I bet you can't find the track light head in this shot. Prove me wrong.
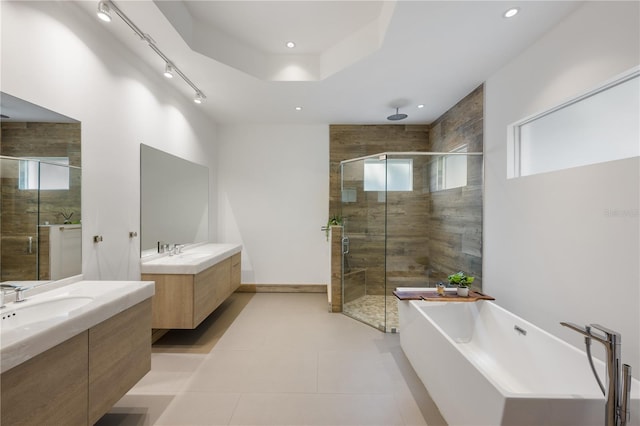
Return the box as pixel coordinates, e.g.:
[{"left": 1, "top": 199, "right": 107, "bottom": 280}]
[
  {"left": 194, "top": 92, "right": 205, "bottom": 104},
  {"left": 97, "top": 1, "right": 112, "bottom": 22},
  {"left": 164, "top": 63, "right": 174, "bottom": 79}
]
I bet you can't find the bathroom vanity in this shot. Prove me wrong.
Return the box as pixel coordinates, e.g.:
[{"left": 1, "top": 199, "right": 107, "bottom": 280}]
[
  {"left": 141, "top": 243, "right": 242, "bottom": 329},
  {"left": 0, "top": 280, "right": 155, "bottom": 426}
]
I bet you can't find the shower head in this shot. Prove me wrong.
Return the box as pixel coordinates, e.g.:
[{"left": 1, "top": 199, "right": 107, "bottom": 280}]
[{"left": 387, "top": 107, "right": 408, "bottom": 121}]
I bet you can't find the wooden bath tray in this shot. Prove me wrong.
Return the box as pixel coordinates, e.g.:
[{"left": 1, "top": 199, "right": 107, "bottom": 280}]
[{"left": 393, "top": 289, "right": 494, "bottom": 302}]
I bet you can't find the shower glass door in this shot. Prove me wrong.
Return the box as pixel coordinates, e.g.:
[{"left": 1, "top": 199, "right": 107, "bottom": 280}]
[
  {"left": 340, "top": 156, "right": 388, "bottom": 331},
  {"left": 0, "top": 157, "right": 39, "bottom": 281}
]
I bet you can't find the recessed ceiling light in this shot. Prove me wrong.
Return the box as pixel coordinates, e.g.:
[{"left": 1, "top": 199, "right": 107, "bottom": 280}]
[
  {"left": 286, "top": 41, "right": 296, "bottom": 49},
  {"left": 295, "top": 106, "right": 303, "bottom": 111},
  {"left": 417, "top": 104, "right": 425, "bottom": 109},
  {"left": 504, "top": 7, "right": 519, "bottom": 18}
]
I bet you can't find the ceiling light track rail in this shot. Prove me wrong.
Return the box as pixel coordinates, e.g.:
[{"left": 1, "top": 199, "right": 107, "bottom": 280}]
[{"left": 97, "top": 0, "right": 206, "bottom": 104}]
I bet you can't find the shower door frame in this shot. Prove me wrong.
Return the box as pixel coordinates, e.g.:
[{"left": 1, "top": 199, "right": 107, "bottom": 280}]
[
  {"left": 340, "top": 154, "right": 388, "bottom": 331},
  {"left": 339, "top": 151, "right": 484, "bottom": 333}
]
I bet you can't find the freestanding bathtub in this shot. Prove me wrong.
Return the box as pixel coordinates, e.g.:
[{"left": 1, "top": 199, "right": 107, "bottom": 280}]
[{"left": 399, "top": 300, "right": 640, "bottom": 426}]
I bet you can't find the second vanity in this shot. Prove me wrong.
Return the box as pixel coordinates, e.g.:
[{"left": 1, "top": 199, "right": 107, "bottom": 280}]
[{"left": 141, "top": 243, "right": 242, "bottom": 329}]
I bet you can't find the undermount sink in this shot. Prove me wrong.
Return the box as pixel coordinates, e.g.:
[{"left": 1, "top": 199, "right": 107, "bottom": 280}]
[
  {"left": 1, "top": 296, "right": 94, "bottom": 330},
  {"left": 176, "top": 252, "right": 211, "bottom": 259}
]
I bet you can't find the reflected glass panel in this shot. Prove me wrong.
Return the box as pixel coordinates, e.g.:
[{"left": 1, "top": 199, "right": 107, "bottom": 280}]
[{"left": 0, "top": 157, "right": 39, "bottom": 280}]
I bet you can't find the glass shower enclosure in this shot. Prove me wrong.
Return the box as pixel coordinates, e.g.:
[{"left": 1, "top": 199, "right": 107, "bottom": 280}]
[{"left": 340, "top": 151, "right": 483, "bottom": 332}]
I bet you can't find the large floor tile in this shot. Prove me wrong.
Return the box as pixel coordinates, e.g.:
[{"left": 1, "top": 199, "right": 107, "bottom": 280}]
[
  {"left": 127, "top": 352, "right": 207, "bottom": 395},
  {"left": 154, "top": 392, "right": 241, "bottom": 426},
  {"left": 102, "top": 292, "right": 444, "bottom": 425},
  {"left": 317, "top": 350, "right": 393, "bottom": 394},
  {"left": 304, "top": 393, "right": 405, "bottom": 426},
  {"left": 229, "top": 393, "right": 405, "bottom": 426},
  {"left": 228, "top": 393, "right": 309, "bottom": 425},
  {"left": 185, "top": 349, "right": 318, "bottom": 393}
]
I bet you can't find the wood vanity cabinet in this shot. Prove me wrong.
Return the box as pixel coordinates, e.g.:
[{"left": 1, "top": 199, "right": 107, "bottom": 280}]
[
  {"left": 88, "top": 299, "right": 152, "bottom": 424},
  {"left": 144, "top": 253, "right": 241, "bottom": 329},
  {"left": 0, "top": 299, "right": 151, "bottom": 426}
]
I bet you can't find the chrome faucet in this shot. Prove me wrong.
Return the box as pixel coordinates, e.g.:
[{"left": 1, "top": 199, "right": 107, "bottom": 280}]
[
  {"left": 0, "top": 283, "right": 28, "bottom": 303},
  {"left": 561, "top": 322, "right": 632, "bottom": 426},
  {"left": 167, "top": 244, "right": 184, "bottom": 256}
]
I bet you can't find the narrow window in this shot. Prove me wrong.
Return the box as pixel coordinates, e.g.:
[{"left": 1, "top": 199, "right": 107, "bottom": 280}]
[
  {"left": 364, "top": 158, "right": 413, "bottom": 192},
  {"left": 509, "top": 69, "right": 639, "bottom": 178},
  {"left": 430, "top": 146, "right": 468, "bottom": 192},
  {"left": 19, "top": 157, "right": 70, "bottom": 190}
]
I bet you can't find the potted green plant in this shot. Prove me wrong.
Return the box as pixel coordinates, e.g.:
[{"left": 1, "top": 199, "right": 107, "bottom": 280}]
[
  {"left": 447, "top": 271, "right": 475, "bottom": 297},
  {"left": 325, "top": 215, "right": 343, "bottom": 241}
]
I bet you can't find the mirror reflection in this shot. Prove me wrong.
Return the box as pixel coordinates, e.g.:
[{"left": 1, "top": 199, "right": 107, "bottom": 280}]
[
  {"left": 0, "top": 92, "right": 81, "bottom": 282},
  {"left": 140, "top": 144, "right": 209, "bottom": 257}
]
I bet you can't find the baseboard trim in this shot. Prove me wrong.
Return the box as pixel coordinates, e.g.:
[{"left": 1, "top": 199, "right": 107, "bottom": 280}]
[{"left": 237, "top": 284, "right": 327, "bottom": 294}]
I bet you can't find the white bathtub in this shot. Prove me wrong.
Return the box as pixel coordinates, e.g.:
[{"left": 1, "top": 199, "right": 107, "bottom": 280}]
[{"left": 400, "top": 300, "right": 640, "bottom": 426}]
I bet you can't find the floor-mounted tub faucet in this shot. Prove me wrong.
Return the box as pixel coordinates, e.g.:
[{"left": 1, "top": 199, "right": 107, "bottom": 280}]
[{"left": 561, "top": 321, "right": 632, "bottom": 426}]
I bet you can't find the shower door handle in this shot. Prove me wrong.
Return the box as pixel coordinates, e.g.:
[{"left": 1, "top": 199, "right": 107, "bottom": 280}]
[
  {"left": 28, "top": 236, "right": 33, "bottom": 254},
  {"left": 342, "top": 236, "right": 350, "bottom": 254}
]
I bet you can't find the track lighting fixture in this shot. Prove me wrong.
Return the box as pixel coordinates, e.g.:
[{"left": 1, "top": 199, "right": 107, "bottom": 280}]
[
  {"left": 96, "top": 0, "right": 206, "bottom": 105},
  {"left": 96, "top": 1, "right": 112, "bottom": 22},
  {"left": 163, "top": 63, "right": 174, "bottom": 79}
]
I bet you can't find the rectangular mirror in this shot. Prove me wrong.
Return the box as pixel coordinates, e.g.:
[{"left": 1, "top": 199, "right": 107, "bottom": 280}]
[
  {"left": 140, "top": 144, "right": 209, "bottom": 256},
  {"left": 0, "top": 92, "right": 81, "bottom": 282}
]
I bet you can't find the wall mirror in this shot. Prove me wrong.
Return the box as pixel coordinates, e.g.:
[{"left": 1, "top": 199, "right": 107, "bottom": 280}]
[
  {"left": 0, "top": 92, "right": 82, "bottom": 282},
  {"left": 140, "top": 144, "right": 209, "bottom": 257}
]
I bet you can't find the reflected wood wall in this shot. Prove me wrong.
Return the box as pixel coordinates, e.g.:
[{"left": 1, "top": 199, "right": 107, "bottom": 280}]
[
  {"left": 329, "top": 84, "right": 484, "bottom": 297},
  {"left": 0, "top": 122, "right": 81, "bottom": 281}
]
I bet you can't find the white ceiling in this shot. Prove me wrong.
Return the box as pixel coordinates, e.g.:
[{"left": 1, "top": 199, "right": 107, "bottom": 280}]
[
  {"left": 78, "top": 0, "right": 583, "bottom": 125},
  {"left": 183, "top": 1, "right": 385, "bottom": 55}
]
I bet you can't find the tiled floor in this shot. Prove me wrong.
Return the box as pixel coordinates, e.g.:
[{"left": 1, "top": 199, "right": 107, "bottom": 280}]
[{"left": 96, "top": 293, "right": 446, "bottom": 426}]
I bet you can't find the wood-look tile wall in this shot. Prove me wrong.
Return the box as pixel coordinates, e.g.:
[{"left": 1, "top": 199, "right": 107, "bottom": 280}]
[
  {"left": 330, "top": 125, "right": 430, "bottom": 296},
  {"left": 329, "top": 125, "right": 430, "bottom": 216},
  {"left": 427, "top": 85, "right": 484, "bottom": 289},
  {"left": 0, "top": 122, "right": 81, "bottom": 281},
  {"left": 329, "top": 85, "right": 484, "bottom": 298}
]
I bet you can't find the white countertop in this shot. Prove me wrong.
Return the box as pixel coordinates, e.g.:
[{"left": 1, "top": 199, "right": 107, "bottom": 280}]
[
  {"left": 0, "top": 280, "right": 154, "bottom": 373},
  {"left": 140, "top": 243, "right": 242, "bottom": 275}
]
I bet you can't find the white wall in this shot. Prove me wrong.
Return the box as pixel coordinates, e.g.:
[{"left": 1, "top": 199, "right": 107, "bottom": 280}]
[
  {"left": 217, "top": 124, "right": 330, "bottom": 285},
  {"left": 1, "top": 1, "right": 218, "bottom": 280},
  {"left": 485, "top": 2, "right": 640, "bottom": 371}
]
